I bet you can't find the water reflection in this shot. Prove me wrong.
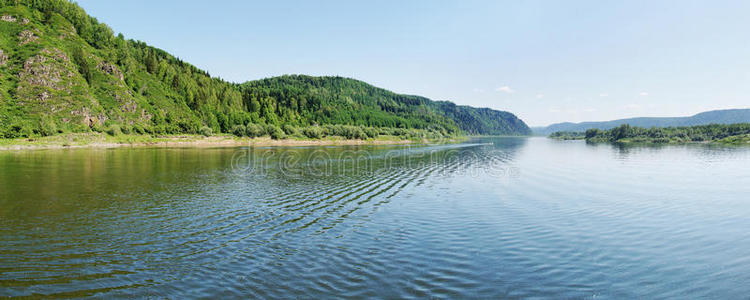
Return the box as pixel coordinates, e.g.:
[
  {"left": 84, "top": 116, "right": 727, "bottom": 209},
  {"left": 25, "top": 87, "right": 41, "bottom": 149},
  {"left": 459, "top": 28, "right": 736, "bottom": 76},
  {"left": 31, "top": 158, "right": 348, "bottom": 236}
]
[
  {"left": 230, "top": 139, "right": 525, "bottom": 180},
  {"left": 2, "top": 138, "right": 750, "bottom": 298}
]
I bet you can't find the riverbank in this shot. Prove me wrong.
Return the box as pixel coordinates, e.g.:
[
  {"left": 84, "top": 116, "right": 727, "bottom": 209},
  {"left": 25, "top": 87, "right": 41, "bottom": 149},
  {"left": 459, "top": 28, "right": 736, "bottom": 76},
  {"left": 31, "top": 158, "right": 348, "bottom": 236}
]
[
  {"left": 549, "top": 136, "right": 750, "bottom": 145},
  {"left": 548, "top": 124, "right": 750, "bottom": 145},
  {"left": 0, "top": 133, "right": 459, "bottom": 151}
]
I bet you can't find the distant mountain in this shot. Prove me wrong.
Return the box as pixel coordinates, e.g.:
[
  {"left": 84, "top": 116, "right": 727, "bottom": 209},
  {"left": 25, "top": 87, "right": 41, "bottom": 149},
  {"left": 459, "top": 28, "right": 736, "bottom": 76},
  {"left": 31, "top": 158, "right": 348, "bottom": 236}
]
[
  {"left": 534, "top": 109, "right": 750, "bottom": 135},
  {"left": 0, "top": 1, "right": 530, "bottom": 138}
]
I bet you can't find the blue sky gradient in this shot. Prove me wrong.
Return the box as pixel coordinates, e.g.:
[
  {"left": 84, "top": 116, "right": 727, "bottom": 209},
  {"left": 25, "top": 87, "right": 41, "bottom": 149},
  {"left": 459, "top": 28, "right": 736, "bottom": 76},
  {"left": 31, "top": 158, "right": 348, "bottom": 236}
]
[{"left": 76, "top": 0, "right": 750, "bottom": 126}]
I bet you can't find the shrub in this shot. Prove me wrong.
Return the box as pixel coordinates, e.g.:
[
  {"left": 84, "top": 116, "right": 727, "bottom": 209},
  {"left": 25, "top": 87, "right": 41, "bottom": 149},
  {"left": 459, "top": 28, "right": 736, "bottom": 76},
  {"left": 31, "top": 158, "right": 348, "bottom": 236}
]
[
  {"left": 391, "top": 128, "right": 407, "bottom": 137},
  {"left": 302, "top": 126, "right": 324, "bottom": 139},
  {"left": 38, "top": 116, "right": 58, "bottom": 137},
  {"left": 106, "top": 124, "right": 121, "bottom": 136},
  {"left": 199, "top": 126, "right": 213, "bottom": 137},
  {"left": 351, "top": 127, "right": 367, "bottom": 139},
  {"left": 120, "top": 125, "right": 131, "bottom": 134},
  {"left": 266, "top": 125, "right": 286, "bottom": 140},
  {"left": 246, "top": 123, "right": 265, "bottom": 138},
  {"left": 282, "top": 124, "right": 300, "bottom": 136},
  {"left": 231, "top": 125, "right": 246, "bottom": 137},
  {"left": 585, "top": 128, "right": 601, "bottom": 139},
  {"left": 322, "top": 124, "right": 338, "bottom": 136},
  {"left": 363, "top": 127, "right": 379, "bottom": 139},
  {"left": 132, "top": 124, "right": 145, "bottom": 134},
  {"left": 3, "top": 122, "right": 33, "bottom": 139}
]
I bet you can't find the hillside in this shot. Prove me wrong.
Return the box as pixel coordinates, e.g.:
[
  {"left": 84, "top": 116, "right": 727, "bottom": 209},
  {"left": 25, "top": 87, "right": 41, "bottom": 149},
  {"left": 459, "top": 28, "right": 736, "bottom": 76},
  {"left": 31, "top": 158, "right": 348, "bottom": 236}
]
[
  {"left": 240, "top": 76, "right": 531, "bottom": 135},
  {"left": 534, "top": 109, "right": 750, "bottom": 135},
  {"left": 0, "top": 0, "right": 530, "bottom": 139}
]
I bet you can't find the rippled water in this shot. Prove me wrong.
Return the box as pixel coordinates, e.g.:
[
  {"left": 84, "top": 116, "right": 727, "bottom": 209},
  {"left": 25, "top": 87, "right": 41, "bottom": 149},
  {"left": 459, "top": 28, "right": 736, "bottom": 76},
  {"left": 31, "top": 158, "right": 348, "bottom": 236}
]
[{"left": 1, "top": 137, "right": 750, "bottom": 298}]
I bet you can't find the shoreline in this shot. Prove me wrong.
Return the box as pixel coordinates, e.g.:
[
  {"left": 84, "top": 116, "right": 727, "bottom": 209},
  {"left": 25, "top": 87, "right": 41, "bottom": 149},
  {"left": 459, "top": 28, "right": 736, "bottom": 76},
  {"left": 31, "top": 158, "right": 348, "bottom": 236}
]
[
  {"left": 547, "top": 136, "right": 750, "bottom": 146},
  {"left": 0, "top": 133, "right": 429, "bottom": 151}
]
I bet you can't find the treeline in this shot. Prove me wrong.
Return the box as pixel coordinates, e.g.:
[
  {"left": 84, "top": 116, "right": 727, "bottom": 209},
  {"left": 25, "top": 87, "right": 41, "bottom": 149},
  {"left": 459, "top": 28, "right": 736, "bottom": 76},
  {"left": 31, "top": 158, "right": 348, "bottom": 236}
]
[
  {"left": 229, "top": 123, "right": 450, "bottom": 141},
  {"left": 548, "top": 131, "right": 584, "bottom": 140},
  {"left": 0, "top": 0, "right": 529, "bottom": 139},
  {"left": 551, "top": 123, "right": 750, "bottom": 144}
]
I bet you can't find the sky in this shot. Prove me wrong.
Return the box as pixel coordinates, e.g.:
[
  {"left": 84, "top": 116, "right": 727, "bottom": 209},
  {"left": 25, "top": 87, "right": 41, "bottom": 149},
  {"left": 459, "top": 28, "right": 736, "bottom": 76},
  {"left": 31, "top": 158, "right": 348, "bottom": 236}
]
[{"left": 75, "top": 0, "right": 750, "bottom": 126}]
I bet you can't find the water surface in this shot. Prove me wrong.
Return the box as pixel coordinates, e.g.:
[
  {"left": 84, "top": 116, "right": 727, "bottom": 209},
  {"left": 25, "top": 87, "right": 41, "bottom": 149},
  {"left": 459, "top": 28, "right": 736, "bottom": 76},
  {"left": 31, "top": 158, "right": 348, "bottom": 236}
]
[{"left": 1, "top": 137, "right": 750, "bottom": 298}]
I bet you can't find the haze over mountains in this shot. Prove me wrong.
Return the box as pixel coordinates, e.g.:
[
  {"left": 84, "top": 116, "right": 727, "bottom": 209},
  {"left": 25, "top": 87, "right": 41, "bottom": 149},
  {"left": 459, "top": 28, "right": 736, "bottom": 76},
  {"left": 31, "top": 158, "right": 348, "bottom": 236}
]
[
  {"left": 0, "top": 1, "right": 530, "bottom": 138},
  {"left": 533, "top": 109, "right": 750, "bottom": 135}
]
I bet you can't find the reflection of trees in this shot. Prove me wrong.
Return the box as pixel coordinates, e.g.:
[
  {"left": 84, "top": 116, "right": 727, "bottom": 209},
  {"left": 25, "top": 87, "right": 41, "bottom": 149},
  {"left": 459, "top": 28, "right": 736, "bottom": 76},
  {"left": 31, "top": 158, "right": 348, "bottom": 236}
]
[
  {"left": 0, "top": 149, "right": 234, "bottom": 221},
  {"left": 586, "top": 140, "right": 750, "bottom": 161},
  {"left": 235, "top": 137, "right": 528, "bottom": 183}
]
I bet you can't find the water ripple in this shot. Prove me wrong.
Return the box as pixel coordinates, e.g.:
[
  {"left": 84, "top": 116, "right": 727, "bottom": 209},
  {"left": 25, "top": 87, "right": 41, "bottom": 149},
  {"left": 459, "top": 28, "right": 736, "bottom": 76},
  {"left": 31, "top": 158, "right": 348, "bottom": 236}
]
[{"left": 2, "top": 139, "right": 750, "bottom": 298}]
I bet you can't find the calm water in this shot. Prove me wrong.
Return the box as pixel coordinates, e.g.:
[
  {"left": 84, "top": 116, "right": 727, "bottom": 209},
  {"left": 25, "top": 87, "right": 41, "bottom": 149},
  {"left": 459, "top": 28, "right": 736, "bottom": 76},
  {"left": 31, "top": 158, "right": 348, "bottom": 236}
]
[{"left": 1, "top": 137, "right": 750, "bottom": 298}]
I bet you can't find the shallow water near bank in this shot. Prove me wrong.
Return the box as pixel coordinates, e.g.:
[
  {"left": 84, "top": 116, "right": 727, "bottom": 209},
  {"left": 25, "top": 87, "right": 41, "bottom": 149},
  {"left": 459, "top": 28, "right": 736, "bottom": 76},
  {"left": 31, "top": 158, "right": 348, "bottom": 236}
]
[{"left": 1, "top": 137, "right": 750, "bottom": 298}]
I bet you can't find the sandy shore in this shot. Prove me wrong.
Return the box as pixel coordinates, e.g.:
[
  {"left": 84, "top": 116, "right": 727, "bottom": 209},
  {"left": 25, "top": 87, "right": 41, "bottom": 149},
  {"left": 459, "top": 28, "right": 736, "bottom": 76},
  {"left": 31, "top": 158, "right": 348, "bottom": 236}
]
[{"left": 0, "top": 134, "right": 419, "bottom": 151}]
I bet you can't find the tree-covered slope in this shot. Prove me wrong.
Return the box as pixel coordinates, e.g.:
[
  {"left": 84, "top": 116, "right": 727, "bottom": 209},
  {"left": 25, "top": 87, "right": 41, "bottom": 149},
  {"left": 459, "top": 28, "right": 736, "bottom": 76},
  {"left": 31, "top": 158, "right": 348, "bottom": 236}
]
[
  {"left": 0, "top": 0, "right": 529, "bottom": 138},
  {"left": 240, "top": 75, "right": 531, "bottom": 135},
  {"left": 535, "top": 109, "right": 750, "bottom": 135}
]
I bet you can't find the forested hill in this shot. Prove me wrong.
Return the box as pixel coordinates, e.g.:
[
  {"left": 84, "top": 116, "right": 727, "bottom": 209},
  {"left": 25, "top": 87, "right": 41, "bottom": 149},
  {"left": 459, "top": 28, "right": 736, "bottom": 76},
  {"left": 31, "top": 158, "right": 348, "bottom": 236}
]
[
  {"left": 0, "top": 0, "right": 530, "bottom": 139},
  {"left": 534, "top": 109, "right": 750, "bottom": 135},
  {"left": 240, "top": 76, "right": 531, "bottom": 135}
]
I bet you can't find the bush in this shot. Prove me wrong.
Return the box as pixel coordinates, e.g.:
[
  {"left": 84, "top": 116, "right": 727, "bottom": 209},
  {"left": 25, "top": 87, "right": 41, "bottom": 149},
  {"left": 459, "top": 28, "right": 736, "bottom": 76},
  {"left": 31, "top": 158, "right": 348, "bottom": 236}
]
[
  {"left": 106, "top": 124, "right": 121, "bottom": 136},
  {"left": 91, "top": 124, "right": 103, "bottom": 133},
  {"left": 585, "top": 129, "right": 601, "bottom": 139},
  {"left": 3, "top": 122, "right": 33, "bottom": 139},
  {"left": 363, "top": 127, "right": 379, "bottom": 139},
  {"left": 132, "top": 124, "right": 145, "bottom": 134},
  {"left": 246, "top": 123, "right": 265, "bottom": 138},
  {"left": 391, "top": 128, "right": 408, "bottom": 137},
  {"left": 302, "top": 126, "right": 324, "bottom": 139},
  {"left": 120, "top": 125, "right": 131, "bottom": 134},
  {"left": 231, "top": 125, "right": 246, "bottom": 137},
  {"left": 38, "top": 116, "right": 58, "bottom": 137},
  {"left": 282, "top": 124, "right": 300, "bottom": 136},
  {"left": 353, "top": 127, "right": 367, "bottom": 139},
  {"left": 266, "top": 124, "right": 286, "bottom": 140},
  {"left": 322, "top": 124, "right": 338, "bottom": 136},
  {"left": 199, "top": 126, "right": 213, "bottom": 137}
]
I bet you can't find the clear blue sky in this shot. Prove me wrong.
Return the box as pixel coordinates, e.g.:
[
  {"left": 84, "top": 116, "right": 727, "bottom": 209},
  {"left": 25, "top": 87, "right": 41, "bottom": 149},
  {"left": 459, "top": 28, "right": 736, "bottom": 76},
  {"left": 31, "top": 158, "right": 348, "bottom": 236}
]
[{"left": 76, "top": 0, "right": 750, "bottom": 126}]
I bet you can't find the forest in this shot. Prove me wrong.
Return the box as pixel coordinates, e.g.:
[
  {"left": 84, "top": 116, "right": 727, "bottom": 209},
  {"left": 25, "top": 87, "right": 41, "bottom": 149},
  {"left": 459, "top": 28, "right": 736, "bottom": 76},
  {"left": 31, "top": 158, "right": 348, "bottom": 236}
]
[
  {"left": 550, "top": 123, "right": 750, "bottom": 144},
  {"left": 0, "top": 0, "right": 530, "bottom": 140}
]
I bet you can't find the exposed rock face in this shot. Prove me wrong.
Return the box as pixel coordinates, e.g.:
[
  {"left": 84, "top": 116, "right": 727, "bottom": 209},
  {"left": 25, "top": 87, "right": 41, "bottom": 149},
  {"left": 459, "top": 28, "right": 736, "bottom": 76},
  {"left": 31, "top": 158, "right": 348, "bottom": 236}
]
[
  {"left": 41, "top": 48, "right": 70, "bottom": 62},
  {"left": 20, "top": 55, "right": 67, "bottom": 90},
  {"left": 58, "top": 25, "right": 77, "bottom": 40},
  {"left": 120, "top": 100, "right": 137, "bottom": 113},
  {"left": 1, "top": 14, "right": 16, "bottom": 22},
  {"left": 98, "top": 61, "right": 124, "bottom": 81},
  {"left": 19, "top": 30, "right": 39, "bottom": 45},
  {"left": 38, "top": 91, "right": 51, "bottom": 101},
  {"left": 0, "top": 49, "right": 7, "bottom": 66},
  {"left": 72, "top": 107, "right": 107, "bottom": 127},
  {"left": 16, "top": 48, "right": 79, "bottom": 105},
  {"left": 19, "top": 49, "right": 74, "bottom": 92}
]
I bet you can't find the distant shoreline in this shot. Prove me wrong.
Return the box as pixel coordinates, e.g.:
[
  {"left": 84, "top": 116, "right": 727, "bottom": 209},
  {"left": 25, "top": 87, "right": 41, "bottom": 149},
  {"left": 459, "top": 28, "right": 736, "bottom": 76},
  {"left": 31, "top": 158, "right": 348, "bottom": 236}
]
[{"left": 0, "top": 133, "right": 439, "bottom": 151}]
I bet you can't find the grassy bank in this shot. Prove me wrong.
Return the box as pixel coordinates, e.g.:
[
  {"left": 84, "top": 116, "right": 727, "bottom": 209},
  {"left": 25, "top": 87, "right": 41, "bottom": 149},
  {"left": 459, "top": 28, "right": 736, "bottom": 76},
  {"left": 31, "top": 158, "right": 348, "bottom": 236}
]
[{"left": 0, "top": 132, "right": 469, "bottom": 151}]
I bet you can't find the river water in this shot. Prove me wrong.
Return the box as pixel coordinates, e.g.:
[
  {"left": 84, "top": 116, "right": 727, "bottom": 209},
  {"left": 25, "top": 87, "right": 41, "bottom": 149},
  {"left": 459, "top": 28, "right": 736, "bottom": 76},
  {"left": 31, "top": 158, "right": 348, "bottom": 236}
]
[{"left": 1, "top": 137, "right": 749, "bottom": 298}]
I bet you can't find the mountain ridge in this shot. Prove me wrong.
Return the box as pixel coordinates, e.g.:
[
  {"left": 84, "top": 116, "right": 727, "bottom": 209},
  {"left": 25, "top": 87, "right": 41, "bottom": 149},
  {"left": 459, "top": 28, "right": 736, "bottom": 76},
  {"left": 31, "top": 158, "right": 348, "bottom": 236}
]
[{"left": 534, "top": 108, "right": 750, "bottom": 135}]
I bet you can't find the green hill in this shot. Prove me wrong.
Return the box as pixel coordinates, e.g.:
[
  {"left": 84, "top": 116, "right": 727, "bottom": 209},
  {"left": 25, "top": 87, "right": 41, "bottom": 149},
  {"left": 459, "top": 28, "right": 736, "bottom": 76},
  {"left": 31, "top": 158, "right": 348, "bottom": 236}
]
[
  {"left": 0, "top": 0, "right": 529, "bottom": 139},
  {"left": 240, "top": 75, "right": 531, "bottom": 135}
]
